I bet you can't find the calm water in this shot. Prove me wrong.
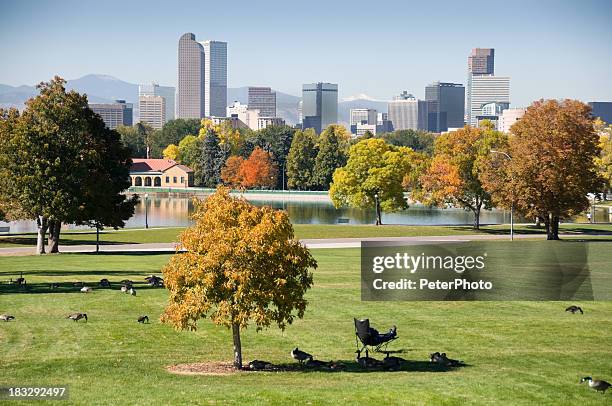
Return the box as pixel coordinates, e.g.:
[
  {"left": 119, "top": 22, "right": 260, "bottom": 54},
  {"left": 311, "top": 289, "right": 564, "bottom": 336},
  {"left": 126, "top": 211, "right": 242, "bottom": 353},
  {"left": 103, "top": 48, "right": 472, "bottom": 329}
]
[{"left": 2, "top": 196, "right": 609, "bottom": 233}]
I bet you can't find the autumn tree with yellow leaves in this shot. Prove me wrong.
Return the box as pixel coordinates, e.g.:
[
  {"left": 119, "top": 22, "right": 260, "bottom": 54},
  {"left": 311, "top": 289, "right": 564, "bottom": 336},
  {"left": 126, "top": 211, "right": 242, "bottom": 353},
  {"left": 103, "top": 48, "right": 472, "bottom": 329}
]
[{"left": 161, "top": 188, "right": 317, "bottom": 368}]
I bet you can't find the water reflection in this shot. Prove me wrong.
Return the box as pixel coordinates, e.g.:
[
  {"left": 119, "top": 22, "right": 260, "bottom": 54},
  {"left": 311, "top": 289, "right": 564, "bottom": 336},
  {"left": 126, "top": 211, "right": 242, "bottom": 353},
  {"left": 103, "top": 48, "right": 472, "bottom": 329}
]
[{"left": 3, "top": 195, "right": 610, "bottom": 233}]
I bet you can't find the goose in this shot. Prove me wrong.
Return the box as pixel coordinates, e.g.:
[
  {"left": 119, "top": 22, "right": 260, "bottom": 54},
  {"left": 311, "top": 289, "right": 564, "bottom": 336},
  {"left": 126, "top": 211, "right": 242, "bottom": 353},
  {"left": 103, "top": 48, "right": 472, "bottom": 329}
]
[
  {"left": 120, "top": 286, "right": 128, "bottom": 293},
  {"left": 129, "top": 287, "right": 136, "bottom": 296},
  {"left": 291, "top": 348, "right": 313, "bottom": 364},
  {"left": 430, "top": 352, "right": 463, "bottom": 367},
  {"left": 329, "top": 361, "right": 346, "bottom": 371},
  {"left": 248, "top": 360, "right": 272, "bottom": 370},
  {"left": 80, "top": 286, "right": 93, "bottom": 293},
  {"left": 440, "top": 352, "right": 463, "bottom": 367},
  {"left": 137, "top": 315, "right": 149, "bottom": 324},
  {"left": 99, "top": 279, "right": 111, "bottom": 288},
  {"left": 0, "top": 314, "right": 15, "bottom": 322},
  {"left": 580, "top": 377, "right": 611, "bottom": 393},
  {"left": 566, "top": 305, "right": 584, "bottom": 314},
  {"left": 67, "top": 313, "right": 87, "bottom": 322}
]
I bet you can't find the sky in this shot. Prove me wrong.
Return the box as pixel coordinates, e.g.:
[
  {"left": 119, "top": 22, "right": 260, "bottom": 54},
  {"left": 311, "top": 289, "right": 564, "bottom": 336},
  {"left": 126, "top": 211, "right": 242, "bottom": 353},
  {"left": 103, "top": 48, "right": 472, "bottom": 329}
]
[{"left": 1, "top": 0, "right": 611, "bottom": 106}]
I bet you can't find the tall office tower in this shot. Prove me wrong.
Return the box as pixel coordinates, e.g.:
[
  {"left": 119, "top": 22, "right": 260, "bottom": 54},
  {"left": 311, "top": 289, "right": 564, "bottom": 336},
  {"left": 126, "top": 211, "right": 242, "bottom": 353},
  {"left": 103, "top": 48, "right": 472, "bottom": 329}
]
[
  {"left": 589, "top": 102, "right": 612, "bottom": 124},
  {"left": 468, "top": 48, "right": 494, "bottom": 75},
  {"left": 350, "top": 108, "right": 378, "bottom": 126},
  {"left": 499, "top": 107, "right": 526, "bottom": 133},
  {"left": 466, "top": 75, "right": 510, "bottom": 127},
  {"left": 177, "top": 33, "right": 205, "bottom": 119},
  {"left": 425, "top": 82, "right": 465, "bottom": 132},
  {"left": 201, "top": 40, "right": 227, "bottom": 117},
  {"left": 248, "top": 87, "right": 276, "bottom": 118},
  {"left": 301, "top": 83, "right": 338, "bottom": 133},
  {"left": 387, "top": 92, "right": 428, "bottom": 131},
  {"left": 139, "top": 95, "right": 166, "bottom": 129},
  {"left": 89, "top": 100, "right": 133, "bottom": 129},
  {"left": 139, "top": 83, "right": 175, "bottom": 123}
]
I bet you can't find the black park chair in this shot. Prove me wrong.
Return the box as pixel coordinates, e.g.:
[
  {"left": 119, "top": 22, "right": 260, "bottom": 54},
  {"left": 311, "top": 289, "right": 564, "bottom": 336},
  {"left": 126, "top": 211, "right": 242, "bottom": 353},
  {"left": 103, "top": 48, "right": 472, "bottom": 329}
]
[{"left": 354, "top": 318, "right": 398, "bottom": 358}]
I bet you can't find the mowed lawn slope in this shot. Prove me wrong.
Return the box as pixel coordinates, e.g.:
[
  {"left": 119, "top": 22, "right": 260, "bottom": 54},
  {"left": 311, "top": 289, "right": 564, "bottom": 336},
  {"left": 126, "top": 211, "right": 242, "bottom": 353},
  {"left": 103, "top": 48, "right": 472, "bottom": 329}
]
[{"left": 0, "top": 249, "right": 610, "bottom": 405}]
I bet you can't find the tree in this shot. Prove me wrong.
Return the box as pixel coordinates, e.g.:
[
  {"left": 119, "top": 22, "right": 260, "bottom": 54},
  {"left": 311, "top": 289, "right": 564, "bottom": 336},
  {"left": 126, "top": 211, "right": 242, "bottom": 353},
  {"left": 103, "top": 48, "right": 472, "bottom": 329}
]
[
  {"left": 239, "top": 147, "right": 278, "bottom": 189},
  {"left": 159, "top": 118, "right": 201, "bottom": 148},
  {"left": 161, "top": 188, "right": 316, "bottom": 369},
  {"left": 482, "top": 99, "right": 604, "bottom": 240},
  {"left": 312, "top": 125, "right": 350, "bottom": 190},
  {"left": 329, "top": 138, "right": 415, "bottom": 225},
  {"left": 242, "top": 125, "right": 295, "bottom": 189},
  {"left": 220, "top": 156, "right": 245, "bottom": 187},
  {"left": 286, "top": 129, "right": 318, "bottom": 190},
  {"left": 418, "top": 124, "right": 506, "bottom": 229},
  {"left": 116, "top": 123, "right": 159, "bottom": 158},
  {"left": 0, "top": 77, "right": 137, "bottom": 254},
  {"left": 594, "top": 120, "right": 612, "bottom": 199},
  {"left": 176, "top": 135, "right": 201, "bottom": 168},
  {"left": 162, "top": 144, "right": 180, "bottom": 160},
  {"left": 379, "top": 129, "right": 436, "bottom": 155},
  {"left": 196, "top": 130, "right": 227, "bottom": 187}
]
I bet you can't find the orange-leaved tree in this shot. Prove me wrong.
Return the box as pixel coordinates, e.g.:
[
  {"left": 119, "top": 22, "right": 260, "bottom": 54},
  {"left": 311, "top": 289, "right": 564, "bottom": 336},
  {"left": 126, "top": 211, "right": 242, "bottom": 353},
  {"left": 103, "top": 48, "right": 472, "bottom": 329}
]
[
  {"left": 220, "top": 155, "right": 245, "bottom": 187},
  {"left": 481, "top": 99, "right": 604, "bottom": 240},
  {"left": 418, "top": 123, "right": 507, "bottom": 229},
  {"left": 161, "top": 187, "right": 317, "bottom": 368},
  {"left": 239, "top": 147, "right": 278, "bottom": 189}
]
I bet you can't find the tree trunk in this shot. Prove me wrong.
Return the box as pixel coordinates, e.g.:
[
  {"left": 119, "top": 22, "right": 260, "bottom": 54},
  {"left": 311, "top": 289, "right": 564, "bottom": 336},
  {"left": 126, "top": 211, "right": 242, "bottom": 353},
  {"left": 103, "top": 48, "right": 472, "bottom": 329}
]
[
  {"left": 545, "top": 214, "right": 560, "bottom": 240},
  {"left": 96, "top": 226, "right": 100, "bottom": 253},
  {"left": 375, "top": 202, "right": 382, "bottom": 226},
  {"left": 473, "top": 207, "right": 481, "bottom": 230},
  {"left": 47, "top": 220, "right": 61, "bottom": 253},
  {"left": 231, "top": 322, "right": 243, "bottom": 369},
  {"left": 36, "top": 216, "right": 48, "bottom": 255}
]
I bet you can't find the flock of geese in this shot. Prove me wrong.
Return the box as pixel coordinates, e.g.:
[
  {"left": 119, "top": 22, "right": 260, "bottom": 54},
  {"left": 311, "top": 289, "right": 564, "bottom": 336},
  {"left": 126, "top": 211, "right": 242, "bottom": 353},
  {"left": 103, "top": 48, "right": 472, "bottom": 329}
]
[{"left": 1, "top": 276, "right": 609, "bottom": 395}]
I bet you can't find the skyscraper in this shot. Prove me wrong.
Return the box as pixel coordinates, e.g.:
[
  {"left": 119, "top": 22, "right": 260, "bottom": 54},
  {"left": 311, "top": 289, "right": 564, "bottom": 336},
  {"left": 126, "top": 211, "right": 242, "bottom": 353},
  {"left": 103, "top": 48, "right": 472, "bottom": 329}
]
[
  {"left": 425, "top": 82, "right": 465, "bottom": 132},
  {"left": 468, "top": 48, "right": 494, "bottom": 75},
  {"left": 139, "top": 95, "right": 166, "bottom": 129},
  {"left": 466, "top": 75, "right": 510, "bottom": 127},
  {"left": 387, "top": 92, "right": 428, "bottom": 131},
  {"left": 301, "top": 83, "right": 338, "bottom": 133},
  {"left": 89, "top": 100, "right": 133, "bottom": 129},
  {"left": 177, "top": 33, "right": 205, "bottom": 119},
  {"left": 466, "top": 48, "right": 510, "bottom": 127},
  {"left": 589, "top": 102, "right": 612, "bottom": 124},
  {"left": 248, "top": 87, "right": 276, "bottom": 118},
  {"left": 139, "top": 82, "right": 175, "bottom": 123},
  {"left": 201, "top": 40, "right": 227, "bottom": 117}
]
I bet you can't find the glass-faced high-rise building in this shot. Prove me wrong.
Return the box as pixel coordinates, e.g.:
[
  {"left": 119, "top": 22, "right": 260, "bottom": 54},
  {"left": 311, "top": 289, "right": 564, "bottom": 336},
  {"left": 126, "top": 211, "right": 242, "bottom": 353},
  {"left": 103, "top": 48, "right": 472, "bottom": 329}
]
[
  {"left": 425, "top": 82, "right": 465, "bottom": 132},
  {"left": 248, "top": 87, "right": 276, "bottom": 118},
  {"left": 177, "top": 33, "right": 205, "bottom": 119},
  {"left": 201, "top": 40, "right": 227, "bottom": 117},
  {"left": 301, "top": 83, "right": 338, "bottom": 133},
  {"left": 468, "top": 48, "right": 494, "bottom": 75},
  {"left": 139, "top": 82, "right": 175, "bottom": 123}
]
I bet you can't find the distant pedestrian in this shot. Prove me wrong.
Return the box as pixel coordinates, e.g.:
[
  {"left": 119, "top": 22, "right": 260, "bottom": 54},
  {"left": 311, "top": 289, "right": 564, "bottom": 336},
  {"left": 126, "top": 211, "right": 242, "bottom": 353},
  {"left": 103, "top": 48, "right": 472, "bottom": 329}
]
[{"left": 586, "top": 212, "right": 592, "bottom": 223}]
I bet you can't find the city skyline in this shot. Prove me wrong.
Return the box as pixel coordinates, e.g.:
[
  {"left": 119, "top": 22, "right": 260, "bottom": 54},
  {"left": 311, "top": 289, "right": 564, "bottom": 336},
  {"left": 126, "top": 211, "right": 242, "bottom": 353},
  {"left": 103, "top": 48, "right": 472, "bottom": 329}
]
[{"left": 1, "top": 1, "right": 611, "bottom": 107}]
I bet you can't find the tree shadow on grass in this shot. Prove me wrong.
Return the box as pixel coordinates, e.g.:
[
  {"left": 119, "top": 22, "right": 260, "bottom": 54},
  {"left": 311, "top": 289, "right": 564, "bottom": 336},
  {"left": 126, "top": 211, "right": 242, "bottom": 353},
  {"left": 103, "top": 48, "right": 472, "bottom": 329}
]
[
  {"left": 448, "top": 225, "right": 612, "bottom": 236},
  {"left": 0, "top": 236, "right": 140, "bottom": 247},
  {"left": 0, "top": 281, "right": 167, "bottom": 294},
  {"left": 249, "top": 360, "right": 469, "bottom": 374}
]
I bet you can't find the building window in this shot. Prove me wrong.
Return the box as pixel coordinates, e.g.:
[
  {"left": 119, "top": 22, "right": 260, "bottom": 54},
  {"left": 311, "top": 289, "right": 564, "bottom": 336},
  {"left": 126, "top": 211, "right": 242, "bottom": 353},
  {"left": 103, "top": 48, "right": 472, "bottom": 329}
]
[
  {"left": 180, "top": 177, "right": 184, "bottom": 184},
  {"left": 166, "top": 176, "right": 170, "bottom": 183},
  {"left": 173, "top": 176, "right": 177, "bottom": 183}
]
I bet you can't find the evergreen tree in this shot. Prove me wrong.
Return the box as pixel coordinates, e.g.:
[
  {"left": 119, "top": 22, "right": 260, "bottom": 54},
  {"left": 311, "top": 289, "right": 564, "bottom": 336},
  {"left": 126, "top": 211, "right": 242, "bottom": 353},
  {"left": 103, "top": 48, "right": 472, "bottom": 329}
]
[
  {"left": 196, "top": 130, "right": 227, "bottom": 187},
  {"left": 287, "top": 129, "right": 318, "bottom": 190},
  {"left": 312, "top": 125, "right": 350, "bottom": 190}
]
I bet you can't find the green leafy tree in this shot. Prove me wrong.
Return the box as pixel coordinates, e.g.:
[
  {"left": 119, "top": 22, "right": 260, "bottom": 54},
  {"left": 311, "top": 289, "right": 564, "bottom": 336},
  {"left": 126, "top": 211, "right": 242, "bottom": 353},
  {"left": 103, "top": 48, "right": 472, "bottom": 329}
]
[
  {"left": 330, "top": 138, "right": 415, "bottom": 225},
  {"left": 196, "top": 130, "right": 227, "bottom": 187},
  {"left": 159, "top": 118, "right": 201, "bottom": 148},
  {"left": 379, "top": 129, "right": 436, "bottom": 155},
  {"left": 312, "top": 125, "right": 350, "bottom": 190},
  {"left": 286, "top": 128, "right": 318, "bottom": 190},
  {"left": 161, "top": 188, "right": 317, "bottom": 368},
  {"left": 0, "top": 77, "right": 137, "bottom": 254},
  {"left": 176, "top": 135, "right": 201, "bottom": 168}
]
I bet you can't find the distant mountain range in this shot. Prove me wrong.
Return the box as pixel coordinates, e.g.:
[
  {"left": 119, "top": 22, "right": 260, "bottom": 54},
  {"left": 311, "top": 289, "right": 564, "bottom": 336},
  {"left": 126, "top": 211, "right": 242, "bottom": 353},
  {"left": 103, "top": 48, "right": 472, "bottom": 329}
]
[{"left": 0, "top": 74, "right": 389, "bottom": 126}]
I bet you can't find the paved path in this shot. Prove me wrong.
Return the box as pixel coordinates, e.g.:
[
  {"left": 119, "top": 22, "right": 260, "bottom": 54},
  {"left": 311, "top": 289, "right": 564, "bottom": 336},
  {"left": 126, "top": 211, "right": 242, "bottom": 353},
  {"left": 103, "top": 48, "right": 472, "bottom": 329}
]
[{"left": 0, "top": 233, "right": 559, "bottom": 256}]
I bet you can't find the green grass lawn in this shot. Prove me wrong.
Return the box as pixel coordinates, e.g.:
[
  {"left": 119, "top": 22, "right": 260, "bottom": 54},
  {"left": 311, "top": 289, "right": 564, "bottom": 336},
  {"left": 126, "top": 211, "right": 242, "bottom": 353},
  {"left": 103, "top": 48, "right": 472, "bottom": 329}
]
[
  {"left": 0, "top": 247, "right": 610, "bottom": 404},
  {"left": 2, "top": 223, "right": 612, "bottom": 249}
]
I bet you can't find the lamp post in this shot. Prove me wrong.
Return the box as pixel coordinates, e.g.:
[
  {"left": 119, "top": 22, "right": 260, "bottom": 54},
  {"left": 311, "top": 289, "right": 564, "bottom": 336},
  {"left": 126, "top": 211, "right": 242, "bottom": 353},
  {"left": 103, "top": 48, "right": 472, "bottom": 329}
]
[
  {"left": 490, "top": 150, "right": 513, "bottom": 241},
  {"left": 374, "top": 193, "right": 381, "bottom": 226},
  {"left": 144, "top": 193, "right": 149, "bottom": 229}
]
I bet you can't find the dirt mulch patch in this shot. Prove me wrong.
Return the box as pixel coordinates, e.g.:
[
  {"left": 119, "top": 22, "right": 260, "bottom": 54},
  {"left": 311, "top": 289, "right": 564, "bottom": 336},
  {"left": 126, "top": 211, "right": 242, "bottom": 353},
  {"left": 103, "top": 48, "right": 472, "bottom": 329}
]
[{"left": 167, "top": 362, "right": 243, "bottom": 376}]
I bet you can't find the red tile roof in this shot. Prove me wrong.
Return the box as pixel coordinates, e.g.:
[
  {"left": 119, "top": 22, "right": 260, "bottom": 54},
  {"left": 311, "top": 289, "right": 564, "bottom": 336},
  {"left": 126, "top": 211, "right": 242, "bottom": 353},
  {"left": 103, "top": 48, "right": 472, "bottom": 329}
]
[{"left": 130, "top": 159, "right": 192, "bottom": 173}]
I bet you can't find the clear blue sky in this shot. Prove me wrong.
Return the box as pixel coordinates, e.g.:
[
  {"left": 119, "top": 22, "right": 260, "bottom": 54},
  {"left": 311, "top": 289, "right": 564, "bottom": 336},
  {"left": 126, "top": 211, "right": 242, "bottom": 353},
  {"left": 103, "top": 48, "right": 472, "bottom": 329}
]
[{"left": 1, "top": 0, "right": 611, "bottom": 106}]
